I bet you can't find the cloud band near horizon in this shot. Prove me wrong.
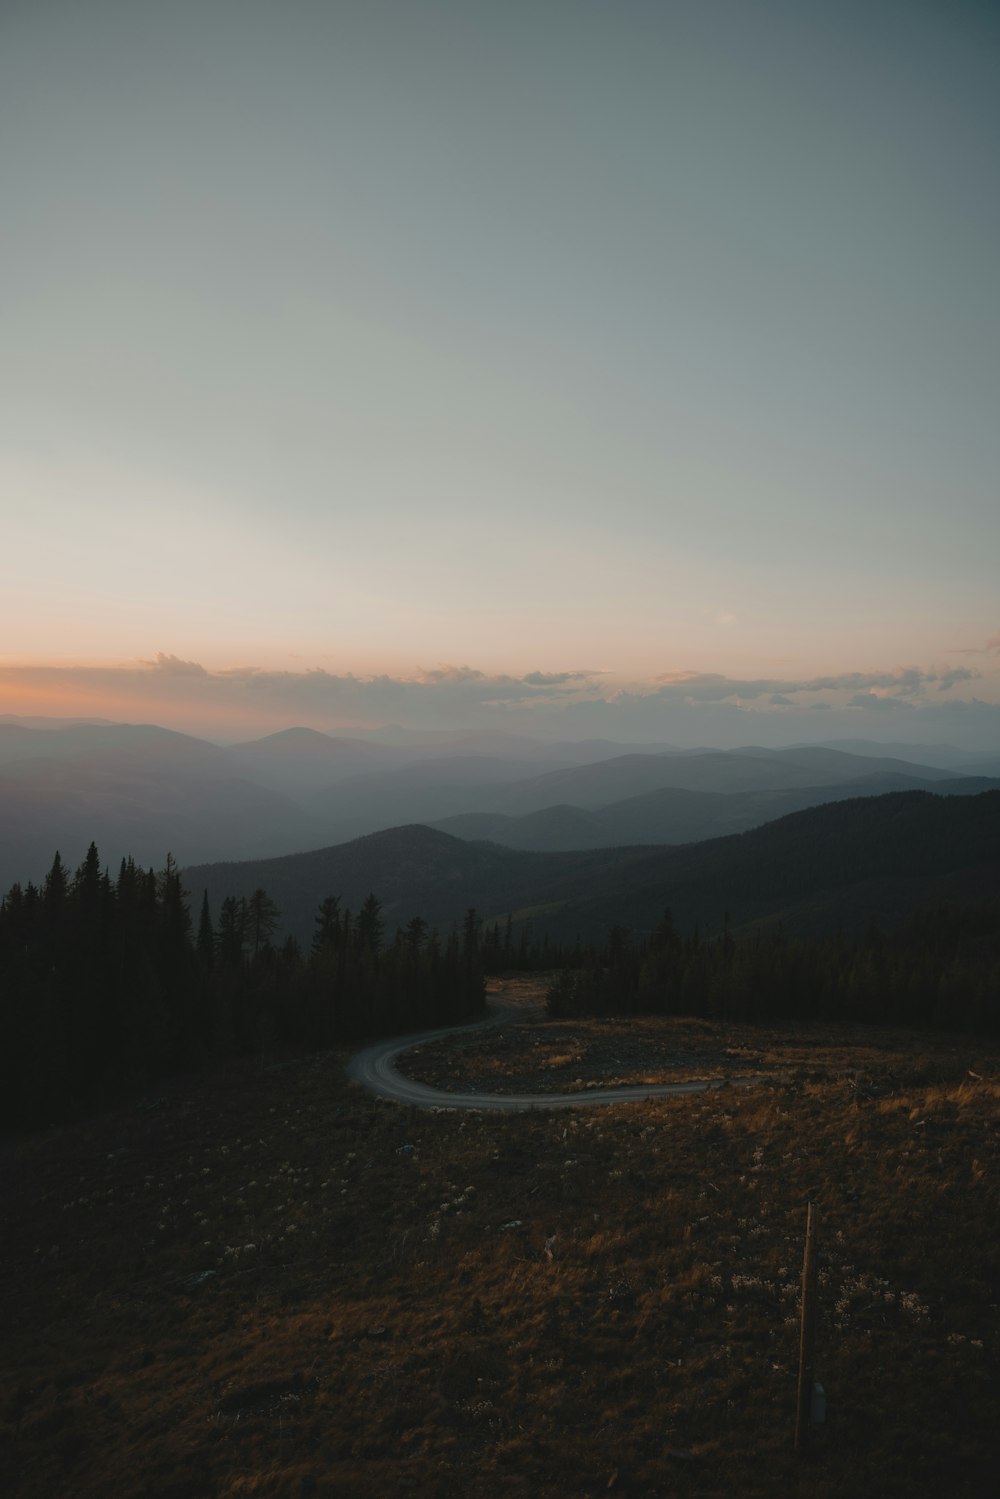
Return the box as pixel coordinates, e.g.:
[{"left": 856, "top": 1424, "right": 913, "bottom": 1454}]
[{"left": 0, "top": 653, "right": 997, "bottom": 749}]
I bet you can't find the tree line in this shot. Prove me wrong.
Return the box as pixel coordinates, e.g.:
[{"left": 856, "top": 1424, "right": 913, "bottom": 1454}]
[
  {"left": 5, "top": 841, "right": 996, "bottom": 1130},
  {"left": 0, "top": 844, "right": 487, "bottom": 1129},
  {"left": 545, "top": 905, "right": 1000, "bottom": 1032}
]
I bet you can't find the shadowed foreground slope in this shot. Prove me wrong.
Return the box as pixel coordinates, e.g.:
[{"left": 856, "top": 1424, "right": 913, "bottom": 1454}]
[{"left": 2, "top": 1008, "right": 997, "bottom": 1499}]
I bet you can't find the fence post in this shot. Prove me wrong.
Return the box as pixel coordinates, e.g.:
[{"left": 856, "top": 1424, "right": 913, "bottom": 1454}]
[{"left": 795, "top": 1200, "right": 819, "bottom": 1451}]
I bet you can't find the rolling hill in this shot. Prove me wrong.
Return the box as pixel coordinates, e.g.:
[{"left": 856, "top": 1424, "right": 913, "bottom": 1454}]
[
  {"left": 430, "top": 774, "right": 999, "bottom": 851},
  {"left": 1, "top": 722, "right": 992, "bottom": 901},
  {"left": 289, "top": 743, "right": 970, "bottom": 846},
  {"left": 183, "top": 789, "right": 1000, "bottom": 948}
]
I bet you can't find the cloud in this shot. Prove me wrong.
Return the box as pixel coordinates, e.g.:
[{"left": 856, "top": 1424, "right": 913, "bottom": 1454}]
[
  {"left": 650, "top": 665, "right": 978, "bottom": 705},
  {"left": 0, "top": 660, "right": 603, "bottom": 728},
  {"left": 403, "top": 666, "right": 600, "bottom": 702},
  {"left": 934, "top": 666, "right": 976, "bottom": 691},
  {"left": 847, "top": 692, "right": 914, "bottom": 712},
  {"left": 522, "top": 670, "right": 599, "bottom": 687},
  {"left": 0, "top": 655, "right": 996, "bottom": 748},
  {"left": 140, "top": 652, "right": 208, "bottom": 676},
  {"left": 415, "top": 665, "right": 487, "bottom": 685},
  {"left": 951, "top": 630, "right": 1000, "bottom": 655}
]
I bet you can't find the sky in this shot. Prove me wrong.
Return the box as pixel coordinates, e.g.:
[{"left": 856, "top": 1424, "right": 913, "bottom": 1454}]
[{"left": 2, "top": 0, "right": 998, "bottom": 746}]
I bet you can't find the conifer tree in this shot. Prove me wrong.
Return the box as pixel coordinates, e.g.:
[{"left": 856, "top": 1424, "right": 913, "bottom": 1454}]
[
  {"left": 247, "top": 888, "right": 279, "bottom": 957},
  {"left": 404, "top": 915, "right": 427, "bottom": 952},
  {"left": 196, "top": 890, "right": 215, "bottom": 970},
  {"left": 72, "top": 842, "right": 101, "bottom": 910},
  {"left": 312, "top": 895, "right": 342, "bottom": 956},
  {"left": 217, "top": 896, "right": 248, "bottom": 967},
  {"left": 356, "top": 893, "right": 384, "bottom": 956},
  {"left": 43, "top": 850, "right": 68, "bottom": 936}
]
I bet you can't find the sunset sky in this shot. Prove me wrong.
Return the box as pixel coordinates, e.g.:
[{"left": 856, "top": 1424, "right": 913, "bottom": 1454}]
[{"left": 2, "top": 0, "right": 998, "bottom": 746}]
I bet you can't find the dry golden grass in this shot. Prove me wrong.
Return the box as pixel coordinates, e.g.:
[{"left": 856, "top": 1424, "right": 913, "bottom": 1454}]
[
  {"left": 403, "top": 997, "right": 990, "bottom": 1096},
  {"left": 2, "top": 997, "right": 997, "bottom": 1498}
]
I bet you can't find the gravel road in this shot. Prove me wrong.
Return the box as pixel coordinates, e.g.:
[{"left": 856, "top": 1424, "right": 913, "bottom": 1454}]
[{"left": 347, "top": 997, "right": 764, "bottom": 1111}]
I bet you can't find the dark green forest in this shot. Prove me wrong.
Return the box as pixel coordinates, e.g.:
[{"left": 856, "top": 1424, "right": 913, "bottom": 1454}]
[
  {"left": 546, "top": 904, "right": 1000, "bottom": 1032},
  {"left": 0, "top": 844, "right": 487, "bottom": 1130}
]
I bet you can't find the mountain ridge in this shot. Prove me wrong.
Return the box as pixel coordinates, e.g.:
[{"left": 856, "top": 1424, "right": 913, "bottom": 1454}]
[
  {"left": 182, "top": 789, "right": 1000, "bottom": 949},
  {"left": 1, "top": 721, "right": 993, "bottom": 894}
]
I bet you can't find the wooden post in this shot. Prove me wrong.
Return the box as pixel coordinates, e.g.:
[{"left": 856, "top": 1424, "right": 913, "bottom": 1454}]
[{"left": 795, "top": 1200, "right": 819, "bottom": 1451}]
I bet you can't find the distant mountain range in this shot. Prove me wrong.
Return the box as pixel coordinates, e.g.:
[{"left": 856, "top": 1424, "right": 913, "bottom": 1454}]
[
  {"left": 184, "top": 789, "right": 1000, "bottom": 949},
  {"left": 0, "top": 722, "right": 319, "bottom": 889},
  {"left": 1, "top": 717, "right": 997, "bottom": 895},
  {"left": 429, "top": 772, "right": 997, "bottom": 851}
]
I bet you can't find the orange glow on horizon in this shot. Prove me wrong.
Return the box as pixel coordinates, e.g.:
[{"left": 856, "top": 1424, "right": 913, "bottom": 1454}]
[{"left": 0, "top": 674, "right": 385, "bottom": 737}]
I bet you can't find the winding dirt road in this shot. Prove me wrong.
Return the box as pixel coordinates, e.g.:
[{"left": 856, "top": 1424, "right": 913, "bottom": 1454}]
[{"left": 347, "top": 995, "right": 765, "bottom": 1111}]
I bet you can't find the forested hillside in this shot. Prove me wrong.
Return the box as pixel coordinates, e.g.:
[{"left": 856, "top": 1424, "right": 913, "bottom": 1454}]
[
  {"left": 187, "top": 790, "right": 1000, "bottom": 946},
  {"left": 4, "top": 790, "right": 999, "bottom": 1129}
]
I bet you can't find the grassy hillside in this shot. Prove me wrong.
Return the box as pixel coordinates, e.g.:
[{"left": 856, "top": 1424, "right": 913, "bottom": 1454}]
[{"left": 3, "top": 992, "right": 997, "bottom": 1498}]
